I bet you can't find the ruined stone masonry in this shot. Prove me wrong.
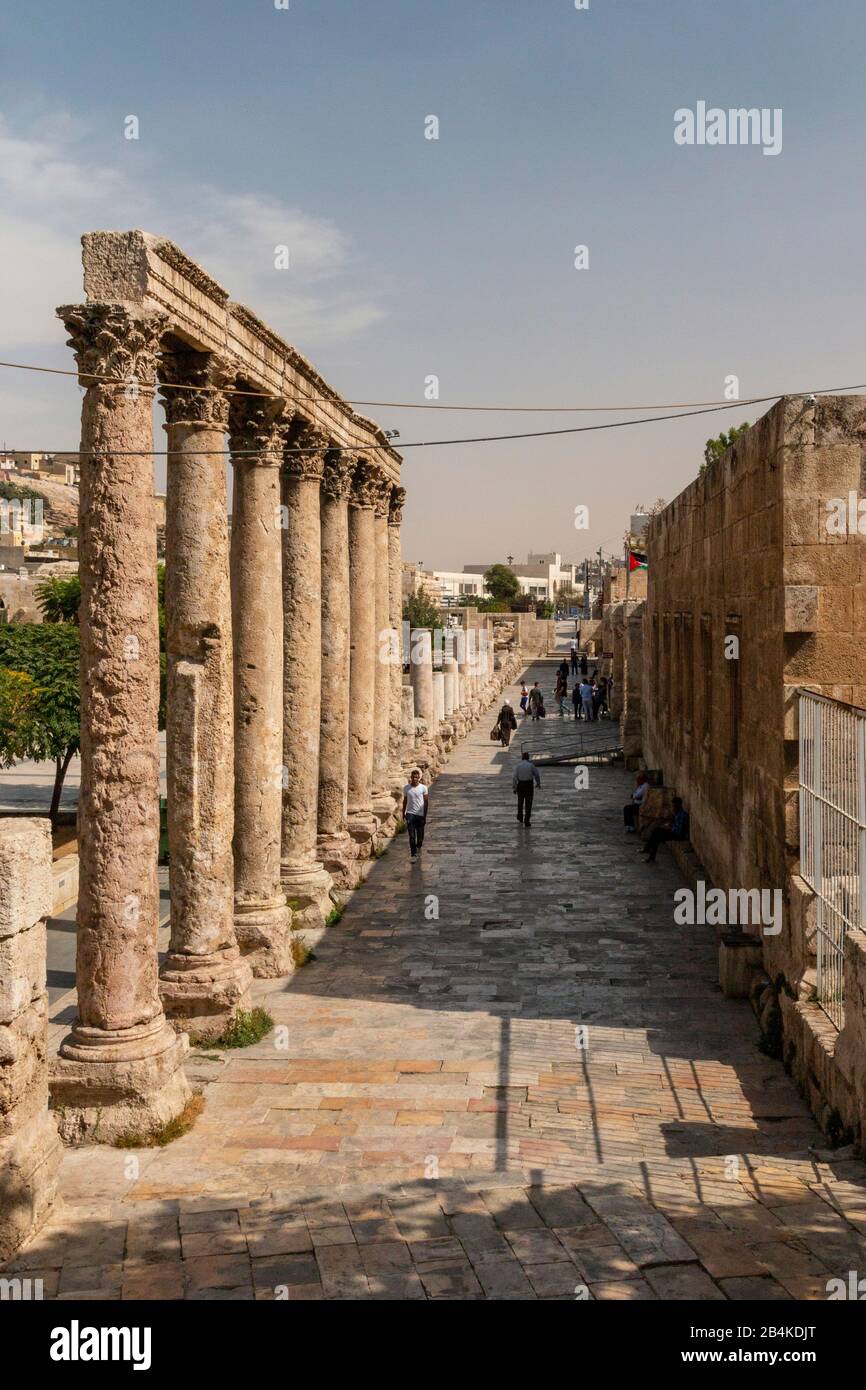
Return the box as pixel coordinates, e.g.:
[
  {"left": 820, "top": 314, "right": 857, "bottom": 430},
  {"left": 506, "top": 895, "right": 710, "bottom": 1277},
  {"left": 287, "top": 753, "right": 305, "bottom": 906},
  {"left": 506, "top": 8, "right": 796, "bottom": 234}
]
[{"left": 610, "top": 394, "right": 866, "bottom": 1149}]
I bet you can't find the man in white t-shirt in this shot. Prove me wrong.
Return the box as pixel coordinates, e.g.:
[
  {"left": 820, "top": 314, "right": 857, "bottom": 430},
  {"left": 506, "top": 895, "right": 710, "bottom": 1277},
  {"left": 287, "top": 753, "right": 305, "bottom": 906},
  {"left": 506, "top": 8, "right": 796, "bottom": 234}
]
[{"left": 402, "top": 769, "right": 430, "bottom": 862}]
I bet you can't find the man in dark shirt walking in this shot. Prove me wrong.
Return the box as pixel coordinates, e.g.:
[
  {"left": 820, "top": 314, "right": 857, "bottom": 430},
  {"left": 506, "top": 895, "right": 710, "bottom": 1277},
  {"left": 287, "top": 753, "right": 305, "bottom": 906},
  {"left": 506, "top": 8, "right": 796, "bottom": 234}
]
[{"left": 513, "top": 751, "right": 541, "bottom": 827}]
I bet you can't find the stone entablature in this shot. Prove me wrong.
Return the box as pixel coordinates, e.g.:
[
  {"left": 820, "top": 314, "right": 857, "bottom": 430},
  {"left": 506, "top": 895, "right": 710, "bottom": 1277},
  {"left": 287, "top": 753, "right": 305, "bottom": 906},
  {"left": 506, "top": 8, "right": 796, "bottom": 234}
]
[{"left": 79, "top": 231, "right": 400, "bottom": 483}]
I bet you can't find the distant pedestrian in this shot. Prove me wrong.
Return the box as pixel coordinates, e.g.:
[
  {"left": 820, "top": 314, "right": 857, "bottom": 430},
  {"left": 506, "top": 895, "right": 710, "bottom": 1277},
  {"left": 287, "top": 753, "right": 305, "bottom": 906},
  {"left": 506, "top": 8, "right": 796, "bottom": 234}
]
[
  {"left": 642, "top": 798, "right": 690, "bottom": 863},
  {"left": 623, "top": 771, "right": 649, "bottom": 832},
  {"left": 513, "top": 751, "right": 541, "bottom": 827},
  {"left": 597, "top": 675, "right": 609, "bottom": 719},
  {"left": 495, "top": 699, "right": 517, "bottom": 747},
  {"left": 519, "top": 683, "right": 529, "bottom": 716},
  {"left": 579, "top": 653, "right": 588, "bottom": 677},
  {"left": 527, "top": 681, "right": 544, "bottom": 722},
  {"left": 579, "top": 678, "right": 594, "bottom": 722},
  {"left": 555, "top": 670, "right": 569, "bottom": 717},
  {"left": 402, "top": 769, "right": 429, "bottom": 862},
  {"left": 570, "top": 638, "right": 578, "bottom": 675},
  {"left": 572, "top": 680, "right": 582, "bottom": 720}
]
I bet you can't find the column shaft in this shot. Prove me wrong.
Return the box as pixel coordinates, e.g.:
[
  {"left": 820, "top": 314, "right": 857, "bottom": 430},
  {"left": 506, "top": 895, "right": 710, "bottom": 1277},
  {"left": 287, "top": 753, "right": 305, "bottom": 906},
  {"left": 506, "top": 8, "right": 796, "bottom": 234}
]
[
  {"left": 158, "top": 351, "right": 251, "bottom": 1038},
  {"left": 387, "top": 487, "right": 406, "bottom": 781},
  {"left": 280, "top": 433, "right": 333, "bottom": 923},
  {"left": 51, "top": 303, "right": 190, "bottom": 1142},
  {"left": 372, "top": 480, "right": 394, "bottom": 814},
  {"left": 318, "top": 452, "right": 355, "bottom": 881},
  {"left": 347, "top": 463, "right": 379, "bottom": 847},
  {"left": 230, "top": 399, "right": 291, "bottom": 976}
]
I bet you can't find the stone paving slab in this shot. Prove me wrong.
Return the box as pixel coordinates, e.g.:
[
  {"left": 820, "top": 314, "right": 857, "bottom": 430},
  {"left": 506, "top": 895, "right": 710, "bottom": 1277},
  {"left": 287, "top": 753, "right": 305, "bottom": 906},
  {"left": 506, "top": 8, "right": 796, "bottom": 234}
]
[{"left": 9, "top": 656, "right": 866, "bottom": 1300}]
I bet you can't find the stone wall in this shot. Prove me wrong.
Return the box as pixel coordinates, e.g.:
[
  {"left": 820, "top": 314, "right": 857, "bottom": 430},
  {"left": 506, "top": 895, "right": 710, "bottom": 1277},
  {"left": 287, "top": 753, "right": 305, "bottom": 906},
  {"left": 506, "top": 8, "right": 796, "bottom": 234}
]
[
  {"left": 638, "top": 394, "right": 866, "bottom": 1143},
  {"left": 0, "top": 819, "right": 61, "bottom": 1262}
]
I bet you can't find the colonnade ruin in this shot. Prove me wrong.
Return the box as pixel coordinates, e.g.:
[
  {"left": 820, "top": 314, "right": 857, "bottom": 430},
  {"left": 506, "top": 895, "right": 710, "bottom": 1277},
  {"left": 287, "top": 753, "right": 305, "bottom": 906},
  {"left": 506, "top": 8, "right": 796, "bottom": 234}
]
[{"left": 0, "top": 231, "right": 526, "bottom": 1261}]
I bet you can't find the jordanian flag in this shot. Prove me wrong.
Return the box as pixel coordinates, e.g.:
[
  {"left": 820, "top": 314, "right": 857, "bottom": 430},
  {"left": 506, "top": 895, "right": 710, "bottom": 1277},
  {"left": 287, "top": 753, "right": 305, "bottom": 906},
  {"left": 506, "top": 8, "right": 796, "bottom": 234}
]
[{"left": 628, "top": 550, "right": 648, "bottom": 572}]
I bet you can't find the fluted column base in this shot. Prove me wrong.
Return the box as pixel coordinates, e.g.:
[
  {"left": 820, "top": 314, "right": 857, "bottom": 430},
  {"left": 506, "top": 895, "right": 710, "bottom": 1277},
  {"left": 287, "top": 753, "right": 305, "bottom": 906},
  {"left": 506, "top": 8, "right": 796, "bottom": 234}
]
[
  {"left": 233, "top": 896, "right": 292, "bottom": 979},
  {"left": 159, "top": 946, "right": 253, "bottom": 1042},
  {"left": 51, "top": 1016, "right": 191, "bottom": 1146}
]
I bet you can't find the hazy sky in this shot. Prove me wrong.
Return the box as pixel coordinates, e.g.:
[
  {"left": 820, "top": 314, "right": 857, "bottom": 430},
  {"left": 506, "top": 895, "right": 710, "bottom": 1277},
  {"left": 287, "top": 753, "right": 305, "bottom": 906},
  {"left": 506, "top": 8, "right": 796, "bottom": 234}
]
[{"left": 1, "top": 0, "right": 864, "bottom": 569}]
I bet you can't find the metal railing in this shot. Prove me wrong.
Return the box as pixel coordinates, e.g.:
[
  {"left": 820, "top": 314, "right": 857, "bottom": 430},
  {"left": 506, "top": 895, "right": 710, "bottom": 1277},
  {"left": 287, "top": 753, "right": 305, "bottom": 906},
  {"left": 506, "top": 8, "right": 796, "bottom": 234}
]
[{"left": 798, "top": 690, "right": 866, "bottom": 1028}]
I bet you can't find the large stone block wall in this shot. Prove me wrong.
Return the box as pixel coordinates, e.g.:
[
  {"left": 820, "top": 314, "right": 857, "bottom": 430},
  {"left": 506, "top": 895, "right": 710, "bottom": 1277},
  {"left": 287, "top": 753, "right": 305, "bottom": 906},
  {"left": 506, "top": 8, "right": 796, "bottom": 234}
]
[
  {"left": 639, "top": 394, "right": 866, "bottom": 1143},
  {"left": 0, "top": 819, "right": 61, "bottom": 1262}
]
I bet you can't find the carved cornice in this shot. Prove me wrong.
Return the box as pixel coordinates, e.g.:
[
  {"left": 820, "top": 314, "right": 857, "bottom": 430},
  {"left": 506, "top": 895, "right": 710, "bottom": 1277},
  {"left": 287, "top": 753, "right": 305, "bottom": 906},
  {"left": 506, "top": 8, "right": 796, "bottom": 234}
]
[
  {"left": 57, "top": 302, "right": 168, "bottom": 390},
  {"left": 320, "top": 451, "right": 356, "bottom": 503},
  {"left": 154, "top": 239, "right": 230, "bottom": 306},
  {"left": 388, "top": 485, "right": 406, "bottom": 527},
  {"left": 228, "top": 395, "right": 287, "bottom": 467},
  {"left": 159, "top": 349, "right": 235, "bottom": 430}
]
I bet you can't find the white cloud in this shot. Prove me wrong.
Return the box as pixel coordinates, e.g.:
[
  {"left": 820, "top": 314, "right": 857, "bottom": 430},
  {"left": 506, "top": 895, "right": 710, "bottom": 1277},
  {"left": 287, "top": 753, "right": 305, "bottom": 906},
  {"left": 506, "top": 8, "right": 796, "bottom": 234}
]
[{"left": 0, "top": 111, "right": 385, "bottom": 351}]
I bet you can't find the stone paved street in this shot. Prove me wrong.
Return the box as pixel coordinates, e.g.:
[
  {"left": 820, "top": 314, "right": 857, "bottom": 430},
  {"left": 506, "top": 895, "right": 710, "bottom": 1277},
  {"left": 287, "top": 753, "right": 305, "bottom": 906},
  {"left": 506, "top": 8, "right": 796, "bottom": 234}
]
[{"left": 12, "top": 656, "right": 866, "bottom": 1300}]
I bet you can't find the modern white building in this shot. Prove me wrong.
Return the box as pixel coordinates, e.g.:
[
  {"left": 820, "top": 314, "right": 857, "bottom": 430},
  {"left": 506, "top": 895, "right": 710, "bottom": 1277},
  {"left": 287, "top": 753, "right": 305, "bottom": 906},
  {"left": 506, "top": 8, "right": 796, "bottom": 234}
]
[{"left": 430, "top": 553, "right": 581, "bottom": 605}]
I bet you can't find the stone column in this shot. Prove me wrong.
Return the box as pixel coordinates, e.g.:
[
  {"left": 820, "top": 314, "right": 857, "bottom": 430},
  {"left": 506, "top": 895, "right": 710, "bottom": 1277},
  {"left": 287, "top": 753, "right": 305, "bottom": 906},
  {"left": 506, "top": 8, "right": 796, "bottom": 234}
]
[
  {"left": 229, "top": 398, "right": 292, "bottom": 977},
  {"left": 372, "top": 477, "right": 396, "bottom": 820},
  {"left": 400, "top": 683, "right": 415, "bottom": 770},
  {"left": 347, "top": 462, "right": 380, "bottom": 848},
  {"left": 411, "top": 628, "right": 435, "bottom": 725},
  {"left": 52, "top": 303, "right": 190, "bottom": 1142},
  {"left": 318, "top": 450, "right": 356, "bottom": 884},
  {"left": 280, "top": 429, "right": 333, "bottom": 924},
  {"left": 0, "top": 820, "right": 61, "bottom": 1262},
  {"left": 157, "top": 350, "right": 252, "bottom": 1039},
  {"left": 457, "top": 629, "right": 473, "bottom": 713},
  {"left": 444, "top": 656, "right": 457, "bottom": 718},
  {"left": 388, "top": 488, "right": 407, "bottom": 785}
]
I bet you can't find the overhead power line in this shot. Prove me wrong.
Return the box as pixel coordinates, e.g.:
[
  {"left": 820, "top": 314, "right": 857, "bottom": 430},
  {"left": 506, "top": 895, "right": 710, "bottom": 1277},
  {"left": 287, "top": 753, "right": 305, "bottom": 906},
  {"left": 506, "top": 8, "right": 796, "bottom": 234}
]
[{"left": 0, "top": 355, "right": 863, "bottom": 454}]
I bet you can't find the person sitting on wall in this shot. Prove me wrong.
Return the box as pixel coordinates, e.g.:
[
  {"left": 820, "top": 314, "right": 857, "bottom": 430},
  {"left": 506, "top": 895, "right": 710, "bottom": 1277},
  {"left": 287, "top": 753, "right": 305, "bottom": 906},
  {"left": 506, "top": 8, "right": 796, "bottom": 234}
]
[
  {"left": 642, "top": 797, "right": 690, "bottom": 863},
  {"left": 623, "top": 771, "right": 649, "bottom": 831}
]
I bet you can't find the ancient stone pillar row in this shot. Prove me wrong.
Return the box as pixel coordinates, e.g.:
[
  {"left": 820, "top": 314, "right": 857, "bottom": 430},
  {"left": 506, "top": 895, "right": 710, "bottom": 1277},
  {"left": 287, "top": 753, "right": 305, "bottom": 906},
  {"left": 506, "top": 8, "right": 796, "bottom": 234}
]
[
  {"left": 52, "top": 303, "right": 190, "bottom": 1142},
  {"left": 318, "top": 450, "right": 356, "bottom": 882},
  {"left": 0, "top": 820, "right": 61, "bottom": 1262},
  {"left": 410, "top": 628, "right": 435, "bottom": 724},
  {"left": 279, "top": 428, "right": 334, "bottom": 924},
  {"left": 347, "top": 461, "right": 380, "bottom": 848},
  {"left": 229, "top": 398, "right": 292, "bottom": 977},
  {"left": 372, "top": 476, "right": 395, "bottom": 817},
  {"left": 388, "top": 487, "right": 407, "bottom": 784},
  {"left": 157, "top": 350, "right": 252, "bottom": 1039}
]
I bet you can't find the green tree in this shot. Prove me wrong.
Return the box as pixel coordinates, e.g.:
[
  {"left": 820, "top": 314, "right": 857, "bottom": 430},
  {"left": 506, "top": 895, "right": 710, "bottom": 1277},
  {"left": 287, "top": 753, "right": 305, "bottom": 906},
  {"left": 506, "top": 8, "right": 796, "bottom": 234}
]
[
  {"left": 701, "top": 423, "right": 750, "bottom": 474},
  {"left": 403, "top": 590, "right": 442, "bottom": 631},
  {"left": 0, "top": 624, "right": 80, "bottom": 825},
  {"left": 484, "top": 563, "right": 521, "bottom": 602},
  {"left": 35, "top": 574, "right": 81, "bottom": 624}
]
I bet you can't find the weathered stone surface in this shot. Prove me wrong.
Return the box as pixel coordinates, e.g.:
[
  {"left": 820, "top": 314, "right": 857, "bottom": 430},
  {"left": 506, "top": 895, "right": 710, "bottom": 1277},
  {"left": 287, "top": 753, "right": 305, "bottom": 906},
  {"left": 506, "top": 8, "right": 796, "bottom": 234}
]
[
  {"left": 0, "top": 819, "right": 52, "bottom": 940},
  {"left": 229, "top": 398, "right": 292, "bottom": 977}
]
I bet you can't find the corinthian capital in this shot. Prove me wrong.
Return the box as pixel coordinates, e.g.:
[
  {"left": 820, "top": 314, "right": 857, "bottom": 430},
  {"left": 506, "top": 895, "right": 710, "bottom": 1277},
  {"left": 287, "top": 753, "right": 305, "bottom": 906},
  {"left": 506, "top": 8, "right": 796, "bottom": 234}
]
[
  {"left": 228, "top": 394, "right": 287, "bottom": 467},
  {"left": 57, "top": 302, "right": 168, "bottom": 391},
  {"left": 373, "top": 475, "right": 393, "bottom": 519},
  {"left": 159, "top": 349, "right": 235, "bottom": 430},
  {"left": 350, "top": 460, "right": 384, "bottom": 510},
  {"left": 388, "top": 485, "right": 406, "bottom": 527},
  {"left": 283, "top": 426, "right": 330, "bottom": 483},
  {"left": 320, "top": 450, "right": 356, "bottom": 503}
]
